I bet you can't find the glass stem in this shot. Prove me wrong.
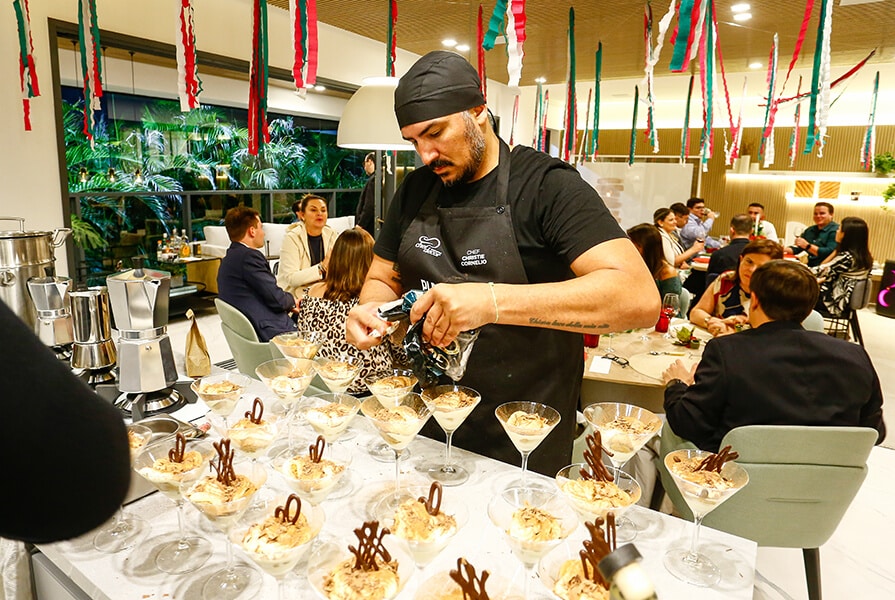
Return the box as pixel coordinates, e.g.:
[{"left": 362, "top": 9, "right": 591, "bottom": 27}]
[
  {"left": 224, "top": 526, "right": 235, "bottom": 571},
  {"left": 394, "top": 449, "right": 401, "bottom": 496},
  {"left": 520, "top": 451, "right": 530, "bottom": 487},
  {"left": 175, "top": 501, "right": 188, "bottom": 544},
  {"left": 287, "top": 406, "right": 295, "bottom": 450},
  {"left": 687, "top": 514, "right": 705, "bottom": 561},
  {"left": 277, "top": 576, "right": 287, "bottom": 600},
  {"left": 444, "top": 430, "right": 454, "bottom": 468}
]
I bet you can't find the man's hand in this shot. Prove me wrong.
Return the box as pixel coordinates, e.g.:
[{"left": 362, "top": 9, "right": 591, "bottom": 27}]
[
  {"left": 662, "top": 359, "right": 697, "bottom": 385},
  {"left": 409, "top": 282, "right": 496, "bottom": 348},
  {"left": 691, "top": 239, "right": 706, "bottom": 254},
  {"left": 346, "top": 302, "right": 390, "bottom": 350},
  {"left": 794, "top": 236, "right": 809, "bottom": 250}
]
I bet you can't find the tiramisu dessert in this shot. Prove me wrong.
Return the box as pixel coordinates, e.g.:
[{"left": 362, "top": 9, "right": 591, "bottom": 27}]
[
  {"left": 552, "top": 517, "right": 617, "bottom": 600},
  {"left": 185, "top": 439, "right": 259, "bottom": 519},
  {"left": 367, "top": 374, "right": 416, "bottom": 401},
  {"left": 504, "top": 410, "right": 552, "bottom": 452},
  {"left": 279, "top": 436, "right": 346, "bottom": 501},
  {"left": 269, "top": 372, "right": 310, "bottom": 398},
  {"left": 316, "top": 360, "right": 360, "bottom": 392},
  {"left": 273, "top": 333, "right": 320, "bottom": 359},
  {"left": 137, "top": 432, "right": 205, "bottom": 497},
  {"left": 194, "top": 377, "right": 244, "bottom": 415},
  {"left": 306, "top": 401, "right": 358, "bottom": 440},
  {"left": 367, "top": 404, "right": 424, "bottom": 449},
  {"left": 228, "top": 398, "right": 275, "bottom": 457},
  {"left": 126, "top": 425, "right": 152, "bottom": 460},
  {"left": 508, "top": 504, "right": 562, "bottom": 543},
  {"left": 598, "top": 415, "right": 659, "bottom": 464},
  {"left": 240, "top": 494, "right": 319, "bottom": 576},
  {"left": 391, "top": 482, "right": 458, "bottom": 564},
  {"left": 428, "top": 557, "right": 492, "bottom": 600},
  {"left": 322, "top": 521, "right": 401, "bottom": 600},
  {"left": 424, "top": 387, "right": 480, "bottom": 431},
  {"left": 667, "top": 445, "right": 742, "bottom": 515},
  {"left": 559, "top": 433, "right": 637, "bottom": 516}
]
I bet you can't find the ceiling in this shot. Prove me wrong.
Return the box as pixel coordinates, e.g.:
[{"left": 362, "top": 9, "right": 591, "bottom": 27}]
[{"left": 268, "top": 0, "right": 895, "bottom": 85}]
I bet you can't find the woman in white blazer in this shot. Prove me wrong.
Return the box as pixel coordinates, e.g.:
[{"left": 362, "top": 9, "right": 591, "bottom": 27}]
[{"left": 276, "top": 194, "right": 338, "bottom": 295}]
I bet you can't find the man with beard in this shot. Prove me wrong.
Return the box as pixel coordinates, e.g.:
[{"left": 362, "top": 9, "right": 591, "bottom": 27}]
[{"left": 345, "top": 51, "right": 658, "bottom": 475}]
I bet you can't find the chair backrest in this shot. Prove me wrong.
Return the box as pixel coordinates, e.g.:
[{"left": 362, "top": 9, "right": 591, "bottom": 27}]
[
  {"left": 801, "top": 309, "right": 825, "bottom": 332},
  {"left": 213, "top": 298, "right": 276, "bottom": 379},
  {"left": 700, "top": 425, "right": 876, "bottom": 549},
  {"left": 262, "top": 223, "right": 290, "bottom": 258},
  {"left": 849, "top": 277, "right": 871, "bottom": 311},
  {"left": 783, "top": 221, "right": 807, "bottom": 248}
]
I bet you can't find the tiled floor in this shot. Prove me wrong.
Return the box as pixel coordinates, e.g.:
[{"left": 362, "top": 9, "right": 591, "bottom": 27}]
[{"left": 166, "top": 305, "right": 895, "bottom": 600}]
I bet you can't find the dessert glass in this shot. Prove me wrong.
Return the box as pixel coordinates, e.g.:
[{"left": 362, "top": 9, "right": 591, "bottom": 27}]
[
  {"left": 488, "top": 486, "right": 578, "bottom": 599},
  {"left": 92, "top": 423, "right": 153, "bottom": 553},
  {"left": 271, "top": 330, "right": 324, "bottom": 361},
  {"left": 303, "top": 393, "right": 361, "bottom": 444},
  {"left": 555, "top": 463, "right": 642, "bottom": 528},
  {"left": 314, "top": 356, "right": 362, "bottom": 393},
  {"left": 494, "top": 401, "right": 561, "bottom": 490},
  {"left": 364, "top": 369, "right": 419, "bottom": 463},
  {"left": 420, "top": 385, "right": 482, "bottom": 486},
  {"left": 133, "top": 438, "right": 217, "bottom": 573},
  {"left": 191, "top": 372, "right": 252, "bottom": 431},
  {"left": 307, "top": 538, "right": 414, "bottom": 600},
  {"left": 274, "top": 439, "right": 353, "bottom": 505},
  {"left": 662, "top": 449, "right": 749, "bottom": 587},
  {"left": 255, "top": 358, "right": 316, "bottom": 452},
  {"left": 415, "top": 570, "right": 525, "bottom": 600},
  {"left": 226, "top": 407, "right": 277, "bottom": 461},
  {"left": 361, "top": 392, "right": 432, "bottom": 515},
  {"left": 182, "top": 461, "right": 268, "bottom": 600}
]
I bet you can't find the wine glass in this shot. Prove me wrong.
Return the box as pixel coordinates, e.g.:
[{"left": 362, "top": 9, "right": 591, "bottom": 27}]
[
  {"left": 92, "top": 423, "right": 153, "bottom": 553},
  {"left": 555, "top": 463, "right": 642, "bottom": 525},
  {"left": 227, "top": 397, "right": 277, "bottom": 462},
  {"left": 364, "top": 370, "right": 419, "bottom": 463},
  {"left": 314, "top": 356, "right": 362, "bottom": 393},
  {"left": 255, "top": 358, "right": 316, "bottom": 452},
  {"left": 231, "top": 493, "right": 324, "bottom": 600},
  {"left": 663, "top": 449, "right": 749, "bottom": 587},
  {"left": 494, "top": 402, "right": 561, "bottom": 490},
  {"left": 487, "top": 486, "right": 578, "bottom": 599},
  {"left": 307, "top": 533, "right": 414, "bottom": 599},
  {"left": 419, "top": 385, "right": 481, "bottom": 486},
  {"left": 271, "top": 330, "right": 323, "bottom": 361},
  {"left": 662, "top": 293, "right": 681, "bottom": 319},
  {"left": 191, "top": 372, "right": 252, "bottom": 431},
  {"left": 133, "top": 436, "right": 217, "bottom": 573},
  {"left": 303, "top": 393, "right": 361, "bottom": 443},
  {"left": 183, "top": 458, "right": 268, "bottom": 600},
  {"left": 582, "top": 403, "right": 661, "bottom": 541},
  {"left": 274, "top": 437, "right": 353, "bottom": 505},
  {"left": 361, "top": 392, "right": 432, "bottom": 515}
]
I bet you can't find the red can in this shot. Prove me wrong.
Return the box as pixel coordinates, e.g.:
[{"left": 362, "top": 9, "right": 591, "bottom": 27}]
[
  {"left": 583, "top": 334, "right": 600, "bottom": 348},
  {"left": 655, "top": 313, "right": 670, "bottom": 333}
]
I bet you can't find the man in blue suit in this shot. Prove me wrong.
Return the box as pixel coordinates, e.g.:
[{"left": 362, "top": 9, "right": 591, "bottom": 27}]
[{"left": 217, "top": 206, "right": 298, "bottom": 342}]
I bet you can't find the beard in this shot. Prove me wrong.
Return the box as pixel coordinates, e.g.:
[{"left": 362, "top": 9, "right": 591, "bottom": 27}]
[{"left": 429, "top": 112, "right": 486, "bottom": 188}]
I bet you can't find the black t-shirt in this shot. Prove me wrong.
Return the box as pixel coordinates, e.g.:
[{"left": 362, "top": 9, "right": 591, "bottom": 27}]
[
  {"left": 375, "top": 144, "right": 625, "bottom": 284},
  {"left": 307, "top": 233, "right": 324, "bottom": 266}
]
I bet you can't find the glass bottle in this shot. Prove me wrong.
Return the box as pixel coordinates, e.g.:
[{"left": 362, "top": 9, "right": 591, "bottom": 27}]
[{"left": 598, "top": 544, "right": 658, "bottom": 600}]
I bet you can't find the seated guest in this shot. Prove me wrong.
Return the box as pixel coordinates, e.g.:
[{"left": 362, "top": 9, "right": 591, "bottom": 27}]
[
  {"left": 217, "top": 206, "right": 298, "bottom": 342},
  {"left": 277, "top": 194, "right": 338, "bottom": 296},
  {"left": 705, "top": 213, "right": 753, "bottom": 285},
  {"left": 354, "top": 152, "right": 376, "bottom": 235},
  {"left": 297, "top": 229, "right": 405, "bottom": 394},
  {"left": 746, "top": 202, "right": 778, "bottom": 241},
  {"left": 627, "top": 224, "right": 682, "bottom": 314},
  {"left": 662, "top": 260, "right": 885, "bottom": 452},
  {"left": 790, "top": 201, "right": 839, "bottom": 267},
  {"left": 654, "top": 207, "right": 703, "bottom": 269},
  {"left": 690, "top": 239, "right": 783, "bottom": 337},
  {"left": 812, "top": 216, "right": 873, "bottom": 317},
  {"left": 680, "top": 197, "right": 721, "bottom": 249}
]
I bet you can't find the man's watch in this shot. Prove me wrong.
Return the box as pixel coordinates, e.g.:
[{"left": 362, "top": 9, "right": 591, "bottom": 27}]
[{"left": 666, "top": 378, "right": 689, "bottom": 387}]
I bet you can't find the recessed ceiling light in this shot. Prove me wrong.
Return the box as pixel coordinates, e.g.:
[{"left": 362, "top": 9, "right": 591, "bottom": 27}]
[
  {"left": 733, "top": 12, "right": 752, "bottom": 22},
  {"left": 442, "top": 38, "right": 457, "bottom": 48},
  {"left": 314, "top": 85, "right": 326, "bottom": 92},
  {"left": 731, "top": 3, "right": 751, "bottom": 12},
  {"left": 455, "top": 44, "right": 470, "bottom": 52},
  {"left": 749, "top": 62, "right": 763, "bottom": 69},
  {"left": 535, "top": 77, "right": 547, "bottom": 83}
]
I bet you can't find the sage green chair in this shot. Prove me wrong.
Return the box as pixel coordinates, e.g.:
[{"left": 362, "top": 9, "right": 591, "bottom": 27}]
[
  {"left": 214, "top": 298, "right": 278, "bottom": 379},
  {"left": 657, "top": 424, "right": 877, "bottom": 600}
]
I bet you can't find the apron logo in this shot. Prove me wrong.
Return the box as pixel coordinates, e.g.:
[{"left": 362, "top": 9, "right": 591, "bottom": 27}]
[
  {"left": 461, "top": 248, "right": 488, "bottom": 267},
  {"left": 415, "top": 235, "right": 443, "bottom": 257}
]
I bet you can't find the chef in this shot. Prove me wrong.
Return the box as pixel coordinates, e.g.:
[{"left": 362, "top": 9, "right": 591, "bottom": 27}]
[{"left": 346, "top": 51, "right": 658, "bottom": 474}]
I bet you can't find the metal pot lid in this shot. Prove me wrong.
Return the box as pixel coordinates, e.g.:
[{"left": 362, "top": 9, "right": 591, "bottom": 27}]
[{"left": 0, "top": 229, "right": 56, "bottom": 239}]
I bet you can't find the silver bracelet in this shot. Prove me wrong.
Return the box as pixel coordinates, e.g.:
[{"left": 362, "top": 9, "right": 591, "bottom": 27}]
[{"left": 488, "top": 281, "right": 499, "bottom": 324}]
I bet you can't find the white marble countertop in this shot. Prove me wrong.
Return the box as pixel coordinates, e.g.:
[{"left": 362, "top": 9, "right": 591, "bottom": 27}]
[{"left": 36, "top": 380, "right": 757, "bottom": 599}]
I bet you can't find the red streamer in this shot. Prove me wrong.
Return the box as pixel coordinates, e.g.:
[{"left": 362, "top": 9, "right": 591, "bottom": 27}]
[{"left": 477, "top": 4, "right": 487, "bottom": 100}]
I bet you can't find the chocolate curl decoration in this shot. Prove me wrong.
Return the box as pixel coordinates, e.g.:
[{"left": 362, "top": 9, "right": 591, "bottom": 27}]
[
  {"left": 246, "top": 397, "right": 264, "bottom": 424},
  {"left": 579, "top": 515, "right": 617, "bottom": 587},
  {"left": 450, "top": 557, "right": 491, "bottom": 600},
  {"left": 309, "top": 435, "right": 325, "bottom": 464},
  {"left": 168, "top": 432, "right": 187, "bottom": 463},
  {"left": 211, "top": 439, "right": 237, "bottom": 486},
  {"left": 349, "top": 521, "right": 392, "bottom": 571},
  {"left": 275, "top": 494, "right": 302, "bottom": 525},
  {"left": 418, "top": 481, "right": 443, "bottom": 516},
  {"left": 695, "top": 445, "right": 739, "bottom": 473},
  {"left": 579, "top": 432, "right": 614, "bottom": 482}
]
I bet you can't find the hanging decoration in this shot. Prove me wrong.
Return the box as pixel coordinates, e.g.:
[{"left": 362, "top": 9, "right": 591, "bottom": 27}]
[
  {"left": 695, "top": 0, "right": 715, "bottom": 172},
  {"left": 668, "top": 0, "right": 707, "bottom": 73},
  {"left": 290, "top": 0, "right": 319, "bottom": 91},
  {"left": 589, "top": 43, "right": 602, "bottom": 161},
  {"left": 861, "top": 71, "right": 879, "bottom": 171},
  {"left": 788, "top": 77, "right": 802, "bottom": 168},
  {"left": 477, "top": 4, "right": 487, "bottom": 100},
  {"left": 758, "top": 34, "right": 779, "bottom": 168},
  {"left": 775, "top": 50, "right": 874, "bottom": 105},
  {"left": 578, "top": 88, "right": 592, "bottom": 165},
  {"left": 77, "top": 0, "right": 103, "bottom": 142},
  {"left": 531, "top": 80, "right": 542, "bottom": 149},
  {"left": 482, "top": 0, "right": 526, "bottom": 87},
  {"left": 540, "top": 89, "right": 550, "bottom": 153},
  {"left": 708, "top": 5, "right": 737, "bottom": 165},
  {"left": 387, "top": 0, "right": 397, "bottom": 76},
  {"left": 13, "top": 0, "right": 40, "bottom": 130},
  {"left": 629, "top": 86, "right": 639, "bottom": 166},
  {"left": 680, "top": 73, "right": 694, "bottom": 164},
  {"left": 248, "top": 0, "right": 270, "bottom": 156},
  {"left": 725, "top": 78, "right": 745, "bottom": 166},
  {"left": 176, "top": 0, "right": 202, "bottom": 111},
  {"left": 640, "top": 0, "right": 675, "bottom": 153},
  {"left": 804, "top": 0, "right": 832, "bottom": 156},
  {"left": 509, "top": 95, "right": 520, "bottom": 145},
  {"left": 562, "top": 7, "right": 577, "bottom": 163}
]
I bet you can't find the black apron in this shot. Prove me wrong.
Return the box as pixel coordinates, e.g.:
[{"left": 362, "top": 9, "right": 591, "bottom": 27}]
[{"left": 396, "top": 141, "right": 581, "bottom": 476}]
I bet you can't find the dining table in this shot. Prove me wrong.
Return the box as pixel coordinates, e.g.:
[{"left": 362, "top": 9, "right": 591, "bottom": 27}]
[{"left": 33, "top": 375, "right": 756, "bottom": 600}]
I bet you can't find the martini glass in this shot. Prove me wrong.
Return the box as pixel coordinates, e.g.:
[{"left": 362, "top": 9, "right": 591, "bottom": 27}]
[
  {"left": 663, "top": 449, "right": 749, "bottom": 587},
  {"left": 255, "top": 358, "right": 316, "bottom": 452},
  {"left": 364, "top": 369, "right": 419, "bottom": 462},
  {"left": 133, "top": 437, "right": 217, "bottom": 573},
  {"left": 494, "top": 402, "right": 561, "bottom": 490},
  {"left": 487, "top": 486, "right": 578, "bottom": 599},
  {"left": 583, "top": 402, "right": 661, "bottom": 539},
  {"left": 419, "top": 384, "right": 481, "bottom": 486},
  {"left": 555, "top": 463, "right": 642, "bottom": 527},
  {"left": 271, "top": 330, "right": 324, "bottom": 361},
  {"left": 307, "top": 536, "right": 414, "bottom": 600},
  {"left": 231, "top": 493, "right": 324, "bottom": 600},
  {"left": 227, "top": 398, "right": 278, "bottom": 462},
  {"left": 314, "top": 356, "right": 362, "bottom": 393},
  {"left": 183, "top": 460, "right": 268, "bottom": 600},
  {"left": 191, "top": 372, "right": 252, "bottom": 431},
  {"left": 92, "top": 423, "right": 153, "bottom": 553},
  {"left": 273, "top": 438, "right": 353, "bottom": 505},
  {"left": 303, "top": 393, "right": 360, "bottom": 443},
  {"left": 361, "top": 392, "right": 432, "bottom": 515}
]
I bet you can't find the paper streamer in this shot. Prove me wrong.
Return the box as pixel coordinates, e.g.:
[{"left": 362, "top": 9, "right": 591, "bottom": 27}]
[
  {"left": 290, "top": 0, "right": 319, "bottom": 89},
  {"left": 788, "top": 76, "right": 803, "bottom": 168},
  {"left": 696, "top": 0, "right": 714, "bottom": 172},
  {"left": 509, "top": 94, "right": 520, "bottom": 145},
  {"left": 804, "top": 0, "right": 832, "bottom": 155},
  {"left": 541, "top": 89, "right": 550, "bottom": 153},
  {"left": 643, "top": 3, "right": 658, "bottom": 153},
  {"left": 563, "top": 7, "right": 577, "bottom": 163},
  {"left": 387, "top": 0, "right": 397, "bottom": 76},
  {"left": 532, "top": 80, "right": 542, "bottom": 149},
  {"left": 725, "top": 78, "right": 746, "bottom": 166},
  {"left": 477, "top": 4, "right": 487, "bottom": 100},
  {"left": 482, "top": 0, "right": 526, "bottom": 87},
  {"left": 589, "top": 43, "right": 602, "bottom": 160},
  {"left": 176, "top": 0, "right": 202, "bottom": 111},
  {"left": 669, "top": 0, "right": 706, "bottom": 73},
  {"left": 861, "top": 71, "right": 879, "bottom": 171},
  {"left": 759, "top": 34, "right": 779, "bottom": 168},
  {"left": 578, "top": 88, "right": 592, "bottom": 165},
  {"left": 629, "top": 86, "right": 639, "bottom": 166},
  {"left": 14, "top": 0, "right": 40, "bottom": 130},
  {"left": 77, "top": 0, "right": 103, "bottom": 142},
  {"left": 248, "top": 0, "right": 270, "bottom": 155},
  {"left": 680, "top": 74, "right": 694, "bottom": 163}
]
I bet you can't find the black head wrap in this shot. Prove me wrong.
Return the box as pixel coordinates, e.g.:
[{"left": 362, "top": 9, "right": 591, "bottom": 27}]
[{"left": 394, "top": 51, "right": 486, "bottom": 129}]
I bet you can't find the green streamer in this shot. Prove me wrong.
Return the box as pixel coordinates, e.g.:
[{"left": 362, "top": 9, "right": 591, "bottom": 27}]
[
  {"left": 804, "top": 0, "right": 829, "bottom": 153},
  {"left": 629, "top": 86, "right": 639, "bottom": 166},
  {"left": 589, "top": 42, "right": 602, "bottom": 157}
]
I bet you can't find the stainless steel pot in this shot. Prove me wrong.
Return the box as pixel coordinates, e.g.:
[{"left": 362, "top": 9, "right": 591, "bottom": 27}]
[{"left": 0, "top": 217, "right": 71, "bottom": 329}]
